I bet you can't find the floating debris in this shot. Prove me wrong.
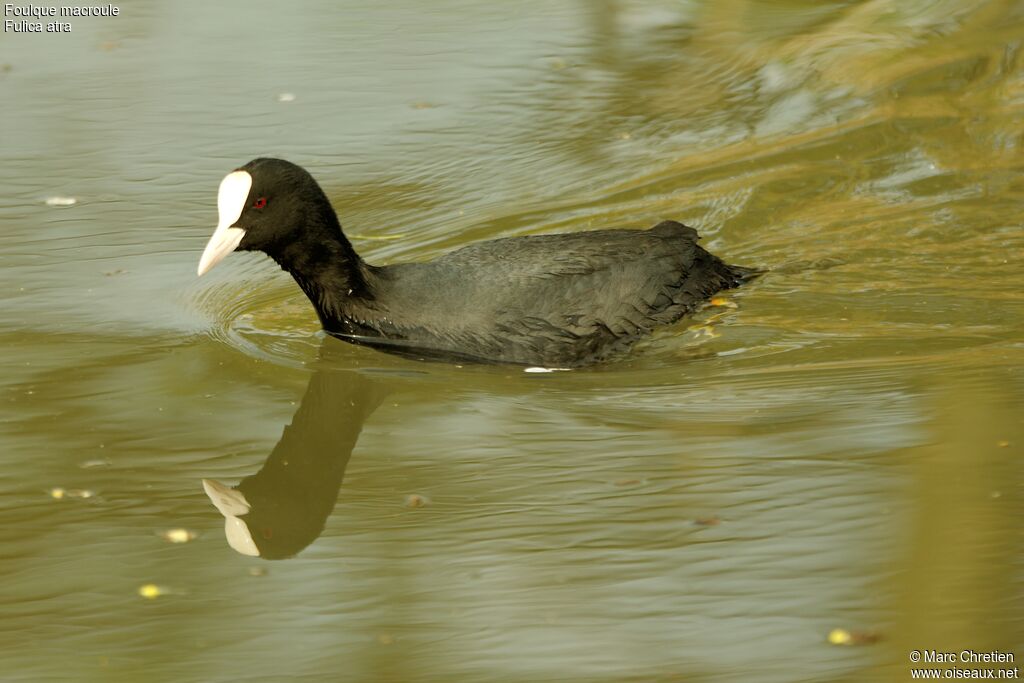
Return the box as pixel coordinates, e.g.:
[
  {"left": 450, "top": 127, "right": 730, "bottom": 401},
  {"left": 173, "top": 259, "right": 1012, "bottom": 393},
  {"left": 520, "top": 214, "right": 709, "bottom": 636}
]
[
  {"left": 45, "top": 196, "right": 77, "bottom": 207},
  {"left": 828, "top": 629, "right": 852, "bottom": 645},
  {"left": 709, "top": 297, "right": 738, "bottom": 308},
  {"left": 277, "top": 93, "right": 296, "bottom": 103},
  {"left": 694, "top": 516, "right": 721, "bottom": 527},
  {"left": 248, "top": 566, "right": 268, "bottom": 577},
  {"left": 158, "top": 528, "right": 198, "bottom": 544},
  {"left": 996, "top": 440, "right": 1010, "bottom": 448},
  {"left": 405, "top": 494, "right": 430, "bottom": 508},
  {"left": 79, "top": 458, "right": 111, "bottom": 469},
  {"left": 50, "top": 487, "right": 96, "bottom": 499},
  {"left": 410, "top": 101, "right": 437, "bottom": 109},
  {"left": 137, "top": 584, "right": 168, "bottom": 599},
  {"left": 524, "top": 366, "right": 570, "bottom": 373},
  {"left": 827, "top": 628, "right": 880, "bottom": 646},
  {"left": 103, "top": 269, "right": 127, "bottom": 277}
]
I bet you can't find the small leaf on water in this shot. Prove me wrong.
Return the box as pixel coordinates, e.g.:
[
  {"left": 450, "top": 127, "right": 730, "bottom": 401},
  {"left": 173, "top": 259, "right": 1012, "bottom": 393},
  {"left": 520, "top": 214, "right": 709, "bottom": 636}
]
[
  {"left": 405, "top": 494, "right": 430, "bottom": 508},
  {"left": 827, "top": 628, "right": 880, "bottom": 645},
  {"left": 137, "top": 584, "right": 167, "bottom": 599},
  {"left": 158, "top": 528, "right": 198, "bottom": 544},
  {"left": 828, "top": 628, "right": 852, "bottom": 645}
]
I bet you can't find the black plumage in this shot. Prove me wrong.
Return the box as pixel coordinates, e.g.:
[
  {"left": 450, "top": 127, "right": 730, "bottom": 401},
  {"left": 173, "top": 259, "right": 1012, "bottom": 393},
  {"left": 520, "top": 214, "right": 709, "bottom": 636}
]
[{"left": 200, "top": 158, "right": 760, "bottom": 366}]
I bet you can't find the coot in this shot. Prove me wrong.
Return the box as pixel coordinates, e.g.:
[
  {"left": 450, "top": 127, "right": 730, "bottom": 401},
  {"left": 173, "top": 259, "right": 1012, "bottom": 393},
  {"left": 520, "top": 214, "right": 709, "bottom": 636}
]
[{"left": 198, "top": 158, "right": 759, "bottom": 366}]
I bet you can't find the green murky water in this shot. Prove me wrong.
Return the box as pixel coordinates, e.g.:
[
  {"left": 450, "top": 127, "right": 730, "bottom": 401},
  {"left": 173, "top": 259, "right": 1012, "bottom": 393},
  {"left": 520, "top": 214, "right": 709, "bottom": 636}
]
[{"left": 2, "top": 1, "right": 1022, "bottom": 681}]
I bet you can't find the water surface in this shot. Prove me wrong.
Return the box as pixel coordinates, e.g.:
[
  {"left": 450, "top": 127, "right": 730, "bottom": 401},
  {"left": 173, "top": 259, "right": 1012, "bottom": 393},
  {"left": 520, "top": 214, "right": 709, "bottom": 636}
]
[{"left": 1, "top": 1, "right": 1022, "bottom": 681}]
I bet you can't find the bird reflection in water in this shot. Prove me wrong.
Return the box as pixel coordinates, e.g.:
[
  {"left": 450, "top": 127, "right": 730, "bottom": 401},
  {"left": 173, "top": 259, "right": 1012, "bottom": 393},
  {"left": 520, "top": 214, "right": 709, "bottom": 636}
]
[{"left": 203, "top": 346, "right": 390, "bottom": 559}]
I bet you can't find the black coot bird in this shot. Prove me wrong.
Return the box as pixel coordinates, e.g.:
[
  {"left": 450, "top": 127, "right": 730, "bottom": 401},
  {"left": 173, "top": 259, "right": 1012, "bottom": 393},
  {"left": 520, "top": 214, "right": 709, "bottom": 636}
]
[{"left": 198, "top": 158, "right": 759, "bottom": 367}]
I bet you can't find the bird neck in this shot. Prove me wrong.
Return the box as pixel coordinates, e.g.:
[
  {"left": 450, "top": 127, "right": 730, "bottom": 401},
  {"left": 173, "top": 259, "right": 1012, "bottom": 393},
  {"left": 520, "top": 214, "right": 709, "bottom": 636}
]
[{"left": 271, "top": 210, "right": 377, "bottom": 330}]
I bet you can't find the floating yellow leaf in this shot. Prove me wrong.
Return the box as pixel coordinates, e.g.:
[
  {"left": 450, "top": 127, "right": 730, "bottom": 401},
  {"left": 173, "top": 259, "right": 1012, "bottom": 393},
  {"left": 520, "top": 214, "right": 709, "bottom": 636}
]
[
  {"left": 138, "top": 584, "right": 166, "bottom": 599},
  {"left": 828, "top": 628, "right": 852, "bottom": 645},
  {"left": 159, "top": 528, "right": 198, "bottom": 544},
  {"left": 828, "top": 628, "right": 880, "bottom": 645}
]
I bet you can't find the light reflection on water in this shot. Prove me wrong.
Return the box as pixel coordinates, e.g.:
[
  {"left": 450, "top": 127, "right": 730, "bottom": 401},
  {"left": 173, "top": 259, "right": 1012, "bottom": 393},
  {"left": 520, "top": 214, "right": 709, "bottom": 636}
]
[{"left": 1, "top": 0, "right": 1022, "bottom": 681}]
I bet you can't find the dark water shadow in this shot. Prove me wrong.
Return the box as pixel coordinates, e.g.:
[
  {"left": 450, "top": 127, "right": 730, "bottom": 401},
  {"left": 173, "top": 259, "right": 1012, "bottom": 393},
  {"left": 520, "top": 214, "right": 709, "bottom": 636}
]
[{"left": 203, "top": 346, "right": 394, "bottom": 559}]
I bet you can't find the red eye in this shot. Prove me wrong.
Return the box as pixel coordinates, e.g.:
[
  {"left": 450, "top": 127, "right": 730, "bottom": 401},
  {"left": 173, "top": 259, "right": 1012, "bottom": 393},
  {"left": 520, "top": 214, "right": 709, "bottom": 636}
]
[{"left": 253, "top": 197, "right": 267, "bottom": 209}]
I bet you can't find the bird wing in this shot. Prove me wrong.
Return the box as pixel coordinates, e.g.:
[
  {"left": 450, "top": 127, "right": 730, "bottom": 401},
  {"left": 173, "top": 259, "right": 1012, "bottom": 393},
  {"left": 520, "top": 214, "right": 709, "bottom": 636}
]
[{"left": 362, "top": 222, "right": 714, "bottom": 365}]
